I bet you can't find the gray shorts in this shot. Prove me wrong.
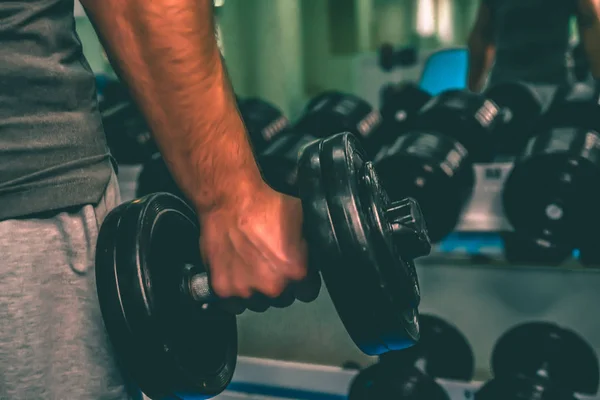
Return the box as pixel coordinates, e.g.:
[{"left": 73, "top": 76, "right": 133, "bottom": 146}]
[{"left": 0, "top": 171, "right": 139, "bottom": 400}]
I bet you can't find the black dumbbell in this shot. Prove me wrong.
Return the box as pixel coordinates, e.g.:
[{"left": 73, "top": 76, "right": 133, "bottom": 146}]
[
  {"left": 373, "top": 89, "right": 503, "bottom": 242},
  {"left": 259, "top": 91, "right": 385, "bottom": 194},
  {"left": 95, "top": 132, "right": 432, "bottom": 399},
  {"left": 502, "top": 81, "right": 600, "bottom": 265},
  {"left": 137, "top": 96, "right": 291, "bottom": 200},
  {"left": 379, "top": 43, "right": 419, "bottom": 72},
  {"left": 476, "top": 321, "right": 599, "bottom": 400},
  {"left": 501, "top": 232, "right": 574, "bottom": 266},
  {"left": 348, "top": 363, "right": 450, "bottom": 400},
  {"left": 237, "top": 96, "right": 291, "bottom": 153},
  {"left": 379, "top": 82, "right": 432, "bottom": 148},
  {"left": 484, "top": 81, "right": 544, "bottom": 157},
  {"left": 99, "top": 80, "right": 159, "bottom": 165},
  {"left": 348, "top": 314, "right": 474, "bottom": 400}
]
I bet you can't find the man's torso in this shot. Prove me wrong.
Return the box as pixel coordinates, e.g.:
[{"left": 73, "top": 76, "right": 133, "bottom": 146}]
[
  {"left": 486, "top": 0, "right": 576, "bottom": 86},
  {"left": 0, "top": 0, "right": 113, "bottom": 220}
]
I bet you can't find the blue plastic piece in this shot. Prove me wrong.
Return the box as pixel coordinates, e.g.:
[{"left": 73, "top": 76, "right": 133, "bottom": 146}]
[{"left": 419, "top": 48, "right": 469, "bottom": 96}]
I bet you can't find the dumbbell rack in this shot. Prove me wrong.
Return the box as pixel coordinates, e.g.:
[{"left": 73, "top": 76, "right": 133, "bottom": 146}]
[
  {"left": 211, "top": 357, "right": 600, "bottom": 400},
  {"left": 454, "top": 161, "right": 513, "bottom": 234}
]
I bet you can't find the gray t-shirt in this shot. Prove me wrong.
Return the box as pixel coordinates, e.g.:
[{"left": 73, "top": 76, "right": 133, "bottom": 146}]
[
  {"left": 486, "top": 0, "right": 576, "bottom": 87},
  {"left": 0, "top": 0, "right": 113, "bottom": 220}
]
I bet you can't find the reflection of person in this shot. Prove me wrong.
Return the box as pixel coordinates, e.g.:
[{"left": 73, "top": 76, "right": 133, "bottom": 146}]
[
  {"left": 467, "top": 0, "right": 600, "bottom": 92},
  {"left": 1, "top": 1, "right": 316, "bottom": 398}
]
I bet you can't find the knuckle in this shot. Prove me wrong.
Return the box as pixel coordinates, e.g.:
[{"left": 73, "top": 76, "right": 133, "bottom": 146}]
[
  {"left": 211, "top": 275, "right": 232, "bottom": 298},
  {"left": 233, "top": 279, "right": 253, "bottom": 299},
  {"left": 258, "top": 280, "right": 286, "bottom": 298},
  {"left": 287, "top": 264, "right": 308, "bottom": 281}
]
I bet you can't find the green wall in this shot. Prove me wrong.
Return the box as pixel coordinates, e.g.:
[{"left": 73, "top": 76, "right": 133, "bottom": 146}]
[{"left": 75, "top": 0, "right": 481, "bottom": 118}]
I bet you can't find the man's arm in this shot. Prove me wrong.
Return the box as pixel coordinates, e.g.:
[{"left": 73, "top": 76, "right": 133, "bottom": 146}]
[
  {"left": 576, "top": 0, "right": 600, "bottom": 78},
  {"left": 467, "top": 1, "right": 496, "bottom": 92},
  {"left": 80, "top": 0, "right": 264, "bottom": 214}
]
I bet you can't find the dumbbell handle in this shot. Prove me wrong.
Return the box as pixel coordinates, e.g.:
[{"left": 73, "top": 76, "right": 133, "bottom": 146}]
[
  {"left": 183, "top": 198, "right": 430, "bottom": 305},
  {"left": 187, "top": 271, "right": 216, "bottom": 303},
  {"left": 180, "top": 264, "right": 218, "bottom": 304}
]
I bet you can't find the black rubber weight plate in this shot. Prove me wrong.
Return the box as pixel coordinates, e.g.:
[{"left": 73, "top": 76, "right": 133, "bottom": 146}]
[
  {"left": 297, "top": 138, "right": 383, "bottom": 353},
  {"left": 299, "top": 132, "right": 419, "bottom": 355},
  {"left": 95, "top": 193, "right": 237, "bottom": 399},
  {"left": 491, "top": 321, "right": 599, "bottom": 395}
]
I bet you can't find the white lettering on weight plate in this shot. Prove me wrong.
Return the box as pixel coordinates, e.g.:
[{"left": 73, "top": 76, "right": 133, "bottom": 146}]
[
  {"left": 475, "top": 100, "right": 500, "bottom": 128},
  {"left": 357, "top": 110, "right": 382, "bottom": 138},
  {"left": 261, "top": 116, "right": 289, "bottom": 141}
]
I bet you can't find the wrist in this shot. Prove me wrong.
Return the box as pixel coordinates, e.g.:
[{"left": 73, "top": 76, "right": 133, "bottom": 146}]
[{"left": 192, "top": 163, "right": 268, "bottom": 217}]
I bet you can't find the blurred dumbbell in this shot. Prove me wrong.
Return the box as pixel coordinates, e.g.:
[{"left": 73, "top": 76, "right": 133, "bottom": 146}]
[
  {"left": 296, "top": 91, "right": 384, "bottom": 155},
  {"left": 374, "top": 89, "right": 503, "bottom": 242},
  {"left": 476, "top": 321, "right": 599, "bottom": 400},
  {"left": 379, "top": 43, "right": 419, "bottom": 72},
  {"left": 348, "top": 314, "right": 474, "bottom": 400},
  {"left": 238, "top": 97, "right": 291, "bottom": 153},
  {"left": 484, "top": 81, "right": 544, "bottom": 157},
  {"left": 501, "top": 232, "right": 574, "bottom": 266},
  {"left": 99, "top": 80, "right": 159, "bottom": 165},
  {"left": 502, "top": 81, "right": 600, "bottom": 265},
  {"left": 259, "top": 91, "right": 385, "bottom": 195},
  {"left": 137, "top": 96, "right": 290, "bottom": 199},
  {"left": 379, "top": 82, "right": 432, "bottom": 149}
]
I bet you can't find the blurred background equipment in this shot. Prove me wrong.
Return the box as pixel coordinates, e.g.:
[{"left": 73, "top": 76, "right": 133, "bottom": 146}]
[
  {"left": 99, "top": 80, "right": 159, "bottom": 165},
  {"left": 374, "top": 88, "right": 502, "bottom": 242},
  {"left": 378, "top": 43, "right": 419, "bottom": 72},
  {"left": 348, "top": 314, "right": 473, "bottom": 400},
  {"left": 476, "top": 321, "right": 599, "bottom": 400},
  {"left": 484, "top": 81, "right": 544, "bottom": 157},
  {"left": 502, "top": 81, "right": 600, "bottom": 266}
]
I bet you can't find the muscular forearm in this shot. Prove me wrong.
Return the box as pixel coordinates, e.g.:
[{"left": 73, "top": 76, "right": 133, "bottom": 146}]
[
  {"left": 81, "top": 0, "right": 263, "bottom": 214},
  {"left": 577, "top": 1, "right": 600, "bottom": 78},
  {"left": 467, "top": 37, "right": 494, "bottom": 92}
]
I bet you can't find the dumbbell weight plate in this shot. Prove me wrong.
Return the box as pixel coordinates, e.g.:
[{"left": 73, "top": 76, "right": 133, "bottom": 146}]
[
  {"left": 491, "top": 322, "right": 599, "bottom": 395},
  {"left": 137, "top": 154, "right": 185, "bottom": 200},
  {"left": 379, "top": 82, "right": 432, "bottom": 148},
  {"left": 545, "top": 81, "right": 600, "bottom": 130},
  {"left": 374, "top": 131, "right": 474, "bottom": 243},
  {"left": 238, "top": 97, "right": 290, "bottom": 153},
  {"left": 380, "top": 314, "right": 475, "bottom": 381},
  {"left": 348, "top": 363, "right": 451, "bottom": 400},
  {"left": 484, "top": 81, "right": 543, "bottom": 156},
  {"left": 502, "top": 128, "right": 600, "bottom": 249},
  {"left": 417, "top": 90, "right": 502, "bottom": 162},
  {"left": 298, "top": 91, "right": 384, "bottom": 155},
  {"left": 475, "top": 375, "right": 578, "bottom": 400},
  {"left": 95, "top": 194, "right": 237, "bottom": 399},
  {"left": 258, "top": 132, "right": 318, "bottom": 196},
  {"left": 501, "top": 232, "right": 572, "bottom": 266},
  {"left": 298, "top": 132, "right": 421, "bottom": 355}
]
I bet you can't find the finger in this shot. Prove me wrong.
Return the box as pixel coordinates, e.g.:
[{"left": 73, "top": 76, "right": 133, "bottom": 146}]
[
  {"left": 219, "top": 298, "right": 247, "bottom": 315},
  {"left": 250, "top": 263, "right": 288, "bottom": 298},
  {"left": 245, "top": 293, "right": 271, "bottom": 313},
  {"left": 282, "top": 239, "right": 310, "bottom": 282},
  {"left": 293, "top": 263, "right": 322, "bottom": 303},
  {"left": 270, "top": 286, "right": 296, "bottom": 308},
  {"left": 229, "top": 229, "right": 289, "bottom": 299}
]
